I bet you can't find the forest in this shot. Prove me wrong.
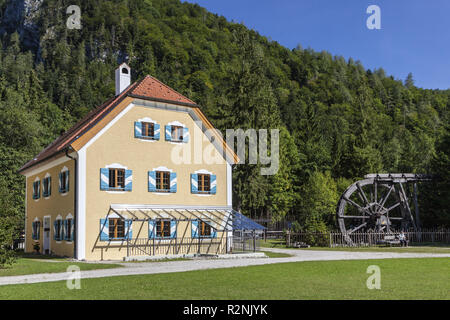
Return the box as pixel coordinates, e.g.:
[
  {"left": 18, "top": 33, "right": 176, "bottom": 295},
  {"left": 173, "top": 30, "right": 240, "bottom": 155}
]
[{"left": 0, "top": 0, "right": 448, "bottom": 259}]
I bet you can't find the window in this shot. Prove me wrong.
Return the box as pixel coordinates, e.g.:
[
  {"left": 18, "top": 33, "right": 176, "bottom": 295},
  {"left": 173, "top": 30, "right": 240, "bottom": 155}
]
[
  {"left": 142, "top": 122, "right": 155, "bottom": 138},
  {"left": 65, "top": 219, "right": 73, "bottom": 241},
  {"left": 136, "top": 121, "right": 160, "bottom": 140},
  {"left": 43, "top": 176, "right": 51, "bottom": 197},
  {"left": 108, "top": 218, "right": 125, "bottom": 240},
  {"left": 55, "top": 220, "right": 62, "bottom": 241},
  {"left": 59, "top": 170, "right": 69, "bottom": 193},
  {"left": 155, "top": 171, "right": 170, "bottom": 191},
  {"left": 100, "top": 167, "right": 132, "bottom": 191},
  {"left": 32, "top": 180, "right": 40, "bottom": 199},
  {"left": 171, "top": 125, "right": 184, "bottom": 141},
  {"left": 156, "top": 220, "right": 171, "bottom": 238},
  {"left": 109, "top": 169, "right": 125, "bottom": 189},
  {"left": 32, "top": 221, "right": 41, "bottom": 240},
  {"left": 198, "top": 174, "right": 211, "bottom": 192},
  {"left": 199, "top": 220, "right": 211, "bottom": 237}
]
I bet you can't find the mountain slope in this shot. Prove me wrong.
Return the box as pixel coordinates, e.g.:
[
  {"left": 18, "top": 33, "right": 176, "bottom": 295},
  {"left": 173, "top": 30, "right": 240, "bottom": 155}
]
[{"left": 0, "top": 0, "right": 448, "bottom": 230}]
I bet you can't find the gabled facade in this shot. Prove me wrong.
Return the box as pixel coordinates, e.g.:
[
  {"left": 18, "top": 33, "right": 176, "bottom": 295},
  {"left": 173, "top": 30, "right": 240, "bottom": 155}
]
[{"left": 19, "top": 64, "right": 248, "bottom": 261}]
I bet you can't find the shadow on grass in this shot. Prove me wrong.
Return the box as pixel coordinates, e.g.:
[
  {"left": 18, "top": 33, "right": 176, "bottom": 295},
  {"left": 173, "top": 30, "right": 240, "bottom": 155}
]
[{"left": 16, "top": 251, "right": 67, "bottom": 260}]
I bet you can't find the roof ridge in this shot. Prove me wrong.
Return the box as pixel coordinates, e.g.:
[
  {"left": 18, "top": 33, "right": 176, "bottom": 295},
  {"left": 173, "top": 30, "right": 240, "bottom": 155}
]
[{"left": 131, "top": 75, "right": 196, "bottom": 104}]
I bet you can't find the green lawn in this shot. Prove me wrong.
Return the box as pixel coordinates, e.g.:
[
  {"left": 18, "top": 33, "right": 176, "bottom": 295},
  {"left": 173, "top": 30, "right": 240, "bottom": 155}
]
[
  {"left": 0, "top": 258, "right": 448, "bottom": 299},
  {"left": 261, "top": 239, "right": 450, "bottom": 254},
  {"left": 260, "top": 238, "right": 287, "bottom": 248},
  {"left": 0, "top": 258, "right": 121, "bottom": 277},
  {"left": 260, "top": 251, "right": 293, "bottom": 258}
]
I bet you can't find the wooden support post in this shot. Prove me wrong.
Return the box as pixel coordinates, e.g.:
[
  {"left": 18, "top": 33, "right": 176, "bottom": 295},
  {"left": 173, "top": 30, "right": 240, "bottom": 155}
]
[
  {"left": 225, "top": 230, "right": 228, "bottom": 254},
  {"left": 413, "top": 183, "right": 421, "bottom": 229}
]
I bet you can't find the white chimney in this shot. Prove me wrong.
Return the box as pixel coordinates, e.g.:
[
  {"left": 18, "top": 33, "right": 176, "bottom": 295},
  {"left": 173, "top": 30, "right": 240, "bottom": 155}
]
[{"left": 115, "top": 63, "right": 131, "bottom": 95}]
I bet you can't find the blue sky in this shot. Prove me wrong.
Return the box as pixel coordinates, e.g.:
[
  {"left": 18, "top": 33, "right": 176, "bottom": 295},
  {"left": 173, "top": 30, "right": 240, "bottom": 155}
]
[{"left": 184, "top": 0, "right": 450, "bottom": 89}]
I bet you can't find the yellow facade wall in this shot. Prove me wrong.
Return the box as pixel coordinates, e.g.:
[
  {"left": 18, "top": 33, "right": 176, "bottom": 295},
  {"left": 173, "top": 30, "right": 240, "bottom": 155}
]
[
  {"left": 25, "top": 158, "right": 75, "bottom": 257},
  {"left": 83, "top": 102, "right": 229, "bottom": 260}
]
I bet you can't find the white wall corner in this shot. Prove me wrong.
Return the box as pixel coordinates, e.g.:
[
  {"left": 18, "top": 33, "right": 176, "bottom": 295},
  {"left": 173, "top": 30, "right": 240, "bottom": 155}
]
[
  {"left": 76, "top": 148, "right": 86, "bottom": 260},
  {"left": 227, "top": 163, "right": 232, "bottom": 207}
]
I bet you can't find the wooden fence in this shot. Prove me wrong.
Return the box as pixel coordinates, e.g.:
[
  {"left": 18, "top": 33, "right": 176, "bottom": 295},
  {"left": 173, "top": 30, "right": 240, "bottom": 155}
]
[{"left": 285, "top": 229, "right": 450, "bottom": 248}]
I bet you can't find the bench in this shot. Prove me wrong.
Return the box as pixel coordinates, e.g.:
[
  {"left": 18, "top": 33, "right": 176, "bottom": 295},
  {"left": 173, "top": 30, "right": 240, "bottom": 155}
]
[
  {"left": 383, "top": 235, "right": 400, "bottom": 246},
  {"left": 381, "top": 235, "right": 409, "bottom": 247},
  {"left": 290, "top": 241, "right": 310, "bottom": 248}
]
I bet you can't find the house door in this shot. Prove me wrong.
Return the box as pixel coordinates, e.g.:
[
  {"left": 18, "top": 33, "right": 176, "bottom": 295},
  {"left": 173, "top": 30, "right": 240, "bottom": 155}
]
[{"left": 43, "top": 216, "right": 51, "bottom": 254}]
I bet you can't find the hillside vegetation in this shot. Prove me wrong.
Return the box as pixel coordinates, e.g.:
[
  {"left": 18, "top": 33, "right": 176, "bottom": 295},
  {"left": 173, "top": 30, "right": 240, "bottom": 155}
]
[{"left": 0, "top": 0, "right": 448, "bottom": 249}]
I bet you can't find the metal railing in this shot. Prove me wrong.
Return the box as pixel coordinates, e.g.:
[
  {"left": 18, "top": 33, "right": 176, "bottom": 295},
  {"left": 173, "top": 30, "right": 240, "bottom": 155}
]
[
  {"left": 125, "top": 237, "right": 228, "bottom": 256},
  {"left": 232, "top": 230, "right": 261, "bottom": 253},
  {"left": 283, "top": 229, "right": 450, "bottom": 248}
]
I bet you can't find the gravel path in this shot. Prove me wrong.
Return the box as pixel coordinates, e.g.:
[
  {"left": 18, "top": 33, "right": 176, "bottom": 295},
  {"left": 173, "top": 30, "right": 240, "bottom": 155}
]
[{"left": 1, "top": 248, "right": 449, "bottom": 286}]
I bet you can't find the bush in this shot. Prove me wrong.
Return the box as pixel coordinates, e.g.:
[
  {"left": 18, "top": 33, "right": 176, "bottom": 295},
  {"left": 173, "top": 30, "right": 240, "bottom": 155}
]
[{"left": 0, "top": 178, "right": 19, "bottom": 268}]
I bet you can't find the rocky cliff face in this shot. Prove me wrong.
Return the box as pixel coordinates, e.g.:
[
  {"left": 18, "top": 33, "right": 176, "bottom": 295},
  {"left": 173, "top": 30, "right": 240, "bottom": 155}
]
[{"left": 0, "top": 0, "right": 43, "bottom": 51}]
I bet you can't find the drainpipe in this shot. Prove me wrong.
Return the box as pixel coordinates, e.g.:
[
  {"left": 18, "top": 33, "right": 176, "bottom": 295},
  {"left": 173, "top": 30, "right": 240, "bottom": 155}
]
[{"left": 65, "top": 148, "right": 78, "bottom": 259}]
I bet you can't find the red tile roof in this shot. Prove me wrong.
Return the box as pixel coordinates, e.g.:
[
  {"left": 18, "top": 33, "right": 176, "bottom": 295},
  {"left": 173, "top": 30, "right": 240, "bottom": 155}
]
[
  {"left": 131, "top": 76, "right": 196, "bottom": 105},
  {"left": 19, "top": 76, "right": 198, "bottom": 173}
]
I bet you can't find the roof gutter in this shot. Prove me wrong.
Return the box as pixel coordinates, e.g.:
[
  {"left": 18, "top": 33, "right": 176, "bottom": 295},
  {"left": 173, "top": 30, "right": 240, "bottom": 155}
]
[{"left": 127, "top": 94, "right": 200, "bottom": 108}]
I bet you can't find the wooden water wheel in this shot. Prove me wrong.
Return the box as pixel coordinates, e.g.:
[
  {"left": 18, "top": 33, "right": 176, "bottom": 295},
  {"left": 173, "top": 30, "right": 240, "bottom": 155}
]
[{"left": 336, "top": 174, "right": 432, "bottom": 235}]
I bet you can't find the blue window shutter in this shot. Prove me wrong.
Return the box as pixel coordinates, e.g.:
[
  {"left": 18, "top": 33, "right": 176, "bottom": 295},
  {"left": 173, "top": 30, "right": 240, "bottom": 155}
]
[
  {"left": 211, "top": 227, "right": 217, "bottom": 238},
  {"left": 183, "top": 127, "right": 189, "bottom": 143},
  {"left": 154, "top": 123, "right": 160, "bottom": 140},
  {"left": 70, "top": 220, "right": 74, "bottom": 241},
  {"left": 63, "top": 220, "right": 68, "bottom": 240},
  {"left": 32, "top": 182, "right": 37, "bottom": 199},
  {"left": 134, "top": 121, "right": 142, "bottom": 138},
  {"left": 32, "top": 222, "right": 35, "bottom": 240},
  {"left": 148, "top": 171, "right": 156, "bottom": 192},
  {"left": 191, "top": 220, "right": 199, "bottom": 239},
  {"left": 165, "top": 125, "right": 172, "bottom": 141},
  {"left": 191, "top": 174, "right": 198, "bottom": 194},
  {"left": 43, "top": 177, "right": 50, "bottom": 197},
  {"left": 58, "top": 173, "right": 62, "bottom": 192},
  {"left": 170, "top": 220, "right": 177, "bottom": 239},
  {"left": 125, "top": 220, "right": 132, "bottom": 240},
  {"left": 37, "top": 222, "right": 40, "bottom": 240},
  {"left": 125, "top": 170, "right": 132, "bottom": 191},
  {"left": 148, "top": 220, "right": 156, "bottom": 239},
  {"left": 65, "top": 171, "right": 69, "bottom": 192},
  {"left": 43, "top": 180, "right": 46, "bottom": 197},
  {"left": 37, "top": 180, "right": 40, "bottom": 199},
  {"left": 170, "top": 172, "right": 177, "bottom": 193},
  {"left": 100, "top": 168, "right": 109, "bottom": 190},
  {"left": 100, "top": 219, "right": 109, "bottom": 241},
  {"left": 210, "top": 174, "right": 217, "bottom": 194},
  {"left": 53, "top": 221, "right": 57, "bottom": 240},
  {"left": 43, "top": 179, "right": 47, "bottom": 197},
  {"left": 60, "top": 221, "right": 64, "bottom": 241}
]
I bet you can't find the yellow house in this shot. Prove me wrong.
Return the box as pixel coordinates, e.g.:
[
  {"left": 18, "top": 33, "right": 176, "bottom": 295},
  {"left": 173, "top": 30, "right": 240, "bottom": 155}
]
[{"left": 19, "top": 64, "right": 262, "bottom": 261}]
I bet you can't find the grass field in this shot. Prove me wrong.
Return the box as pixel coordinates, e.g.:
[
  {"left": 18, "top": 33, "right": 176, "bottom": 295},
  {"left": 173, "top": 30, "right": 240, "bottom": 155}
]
[
  {"left": 0, "top": 258, "right": 448, "bottom": 299},
  {"left": 261, "top": 239, "right": 450, "bottom": 254},
  {"left": 0, "top": 257, "right": 121, "bottom": 277},
  {"left": 260, "top": 251, "right": 293, "bottom": 258},
  {"left": 0, "top": 251, "right": 288, "bottom": 276}
]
